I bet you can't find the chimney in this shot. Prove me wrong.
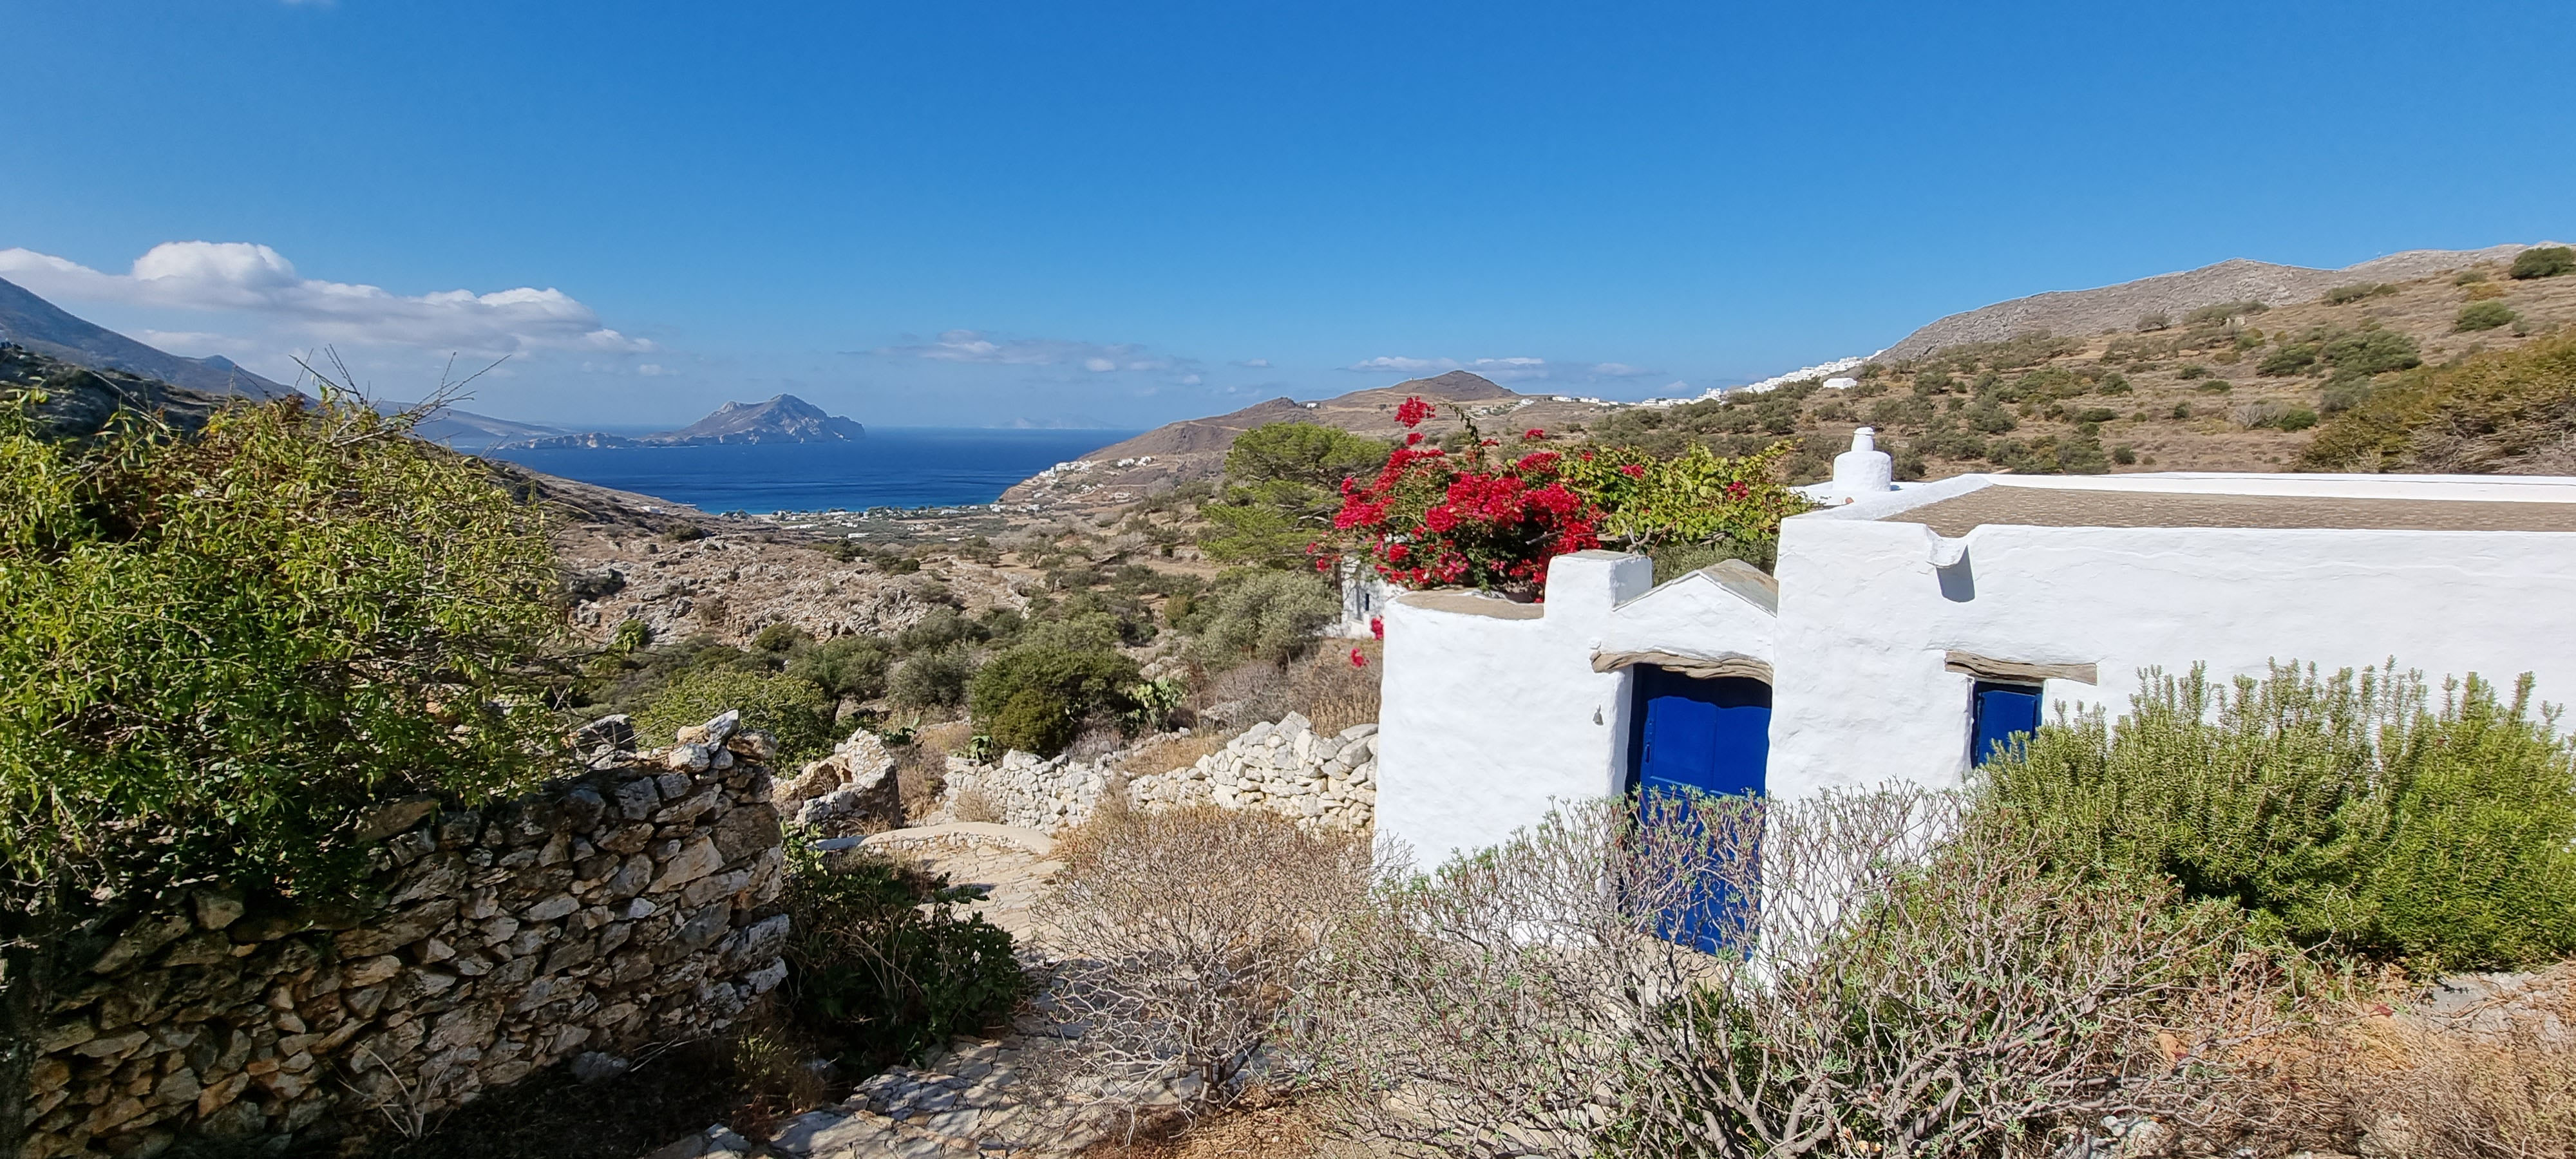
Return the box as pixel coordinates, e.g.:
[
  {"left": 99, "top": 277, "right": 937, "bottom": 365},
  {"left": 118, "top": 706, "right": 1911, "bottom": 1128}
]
[{"left": 1827, "top": 427, "right": 1894, "bottom": 504}]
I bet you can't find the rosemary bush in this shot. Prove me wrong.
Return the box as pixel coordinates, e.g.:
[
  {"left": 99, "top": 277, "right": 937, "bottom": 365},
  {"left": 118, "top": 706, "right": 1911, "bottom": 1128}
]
[{"left": 1980, "top": 661, "right": 2576, "bottom": 969}]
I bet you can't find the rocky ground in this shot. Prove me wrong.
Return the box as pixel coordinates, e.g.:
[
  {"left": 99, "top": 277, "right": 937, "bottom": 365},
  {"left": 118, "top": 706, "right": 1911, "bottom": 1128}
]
[{"left": 554, "top": 525, "right": 1036, "bottom": 650}]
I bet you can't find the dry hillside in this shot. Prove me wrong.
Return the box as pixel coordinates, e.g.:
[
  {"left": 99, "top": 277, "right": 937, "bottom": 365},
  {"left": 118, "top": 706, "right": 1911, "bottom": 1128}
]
[
  {"left": 1600, "top": 254, "right": 2576, "bottom": 484},
  {"left": 1004, "top": 243, "right": 2576, "bottom": 516},
  {"left": 1880, "top": 243, "right": 2546, "bottom": 361},
  {"left": 1001, "top": 369, "right": 1636, "bottom": 511}
]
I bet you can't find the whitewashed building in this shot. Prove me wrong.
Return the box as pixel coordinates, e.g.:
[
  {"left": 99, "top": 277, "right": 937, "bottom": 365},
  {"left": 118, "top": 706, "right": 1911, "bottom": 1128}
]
[{"left": 1375, "top": 433, "right": 2576, "bottom": 866}]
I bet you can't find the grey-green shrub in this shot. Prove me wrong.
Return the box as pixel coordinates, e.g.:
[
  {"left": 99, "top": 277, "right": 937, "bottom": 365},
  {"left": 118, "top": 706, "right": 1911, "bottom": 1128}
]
[
  {"left": 1978, "top": 661, "right": 2576, "bottom": 968},
  {"left": 1185, "top": 569, "right": 1340, "bottom": 670},
  {"left": 889, "top": 645, "right": 977, "bottom": 710},
  {"left": 2325, "top": 282, "right": 2397, "bottom": 305},
  {"left": 784, "top": 635, "right": 891, "bottom": 702},
  {"left": 2457, "top": 301, "right": 2518, "bottom": 332},
  {"left": 2510, "top": 245, "right": 2575, "bottom": 280}
]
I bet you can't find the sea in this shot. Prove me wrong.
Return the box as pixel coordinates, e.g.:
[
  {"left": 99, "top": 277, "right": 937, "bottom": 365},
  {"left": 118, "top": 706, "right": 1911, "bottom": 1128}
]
[{"left": 485, "top": 428, "right": 1136, "bottom": 514}]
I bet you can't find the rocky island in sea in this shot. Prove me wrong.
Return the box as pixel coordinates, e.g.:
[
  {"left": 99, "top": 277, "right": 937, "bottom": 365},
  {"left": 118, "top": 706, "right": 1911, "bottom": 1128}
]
[{"left": 493, "top": 393, "right": 865, "bottom": 449}]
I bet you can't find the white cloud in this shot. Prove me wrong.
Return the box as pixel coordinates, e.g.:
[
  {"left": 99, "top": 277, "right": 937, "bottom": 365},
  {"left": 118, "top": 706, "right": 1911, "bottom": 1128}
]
[
  {"left": 1345, "top": 355, "right": 1454, "bottom": 373},
  {"left": 1234, "top": 357, "right": 1271, "bottom": 368},
  {"left": 0, "top": 241, "right": 649, "bottom": 354},
  {"left": 871, "top": 328, "right": 1197, "bottom": 376},
  {"left": 1591, "top": 362, "right": 1660, "bottom": 377},
  {"left": 132, "top": 329, "right": 263, "bottom": 359}
]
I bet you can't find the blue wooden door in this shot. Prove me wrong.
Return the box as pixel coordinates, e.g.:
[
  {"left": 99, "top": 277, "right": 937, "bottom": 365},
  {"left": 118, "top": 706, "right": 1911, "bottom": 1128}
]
[
  {"left": 1629, "top": 669, "right": 1770, "bottom": 953},
  {"left": 1971, "top": 681, "right": 2043, "bottom": 766}
]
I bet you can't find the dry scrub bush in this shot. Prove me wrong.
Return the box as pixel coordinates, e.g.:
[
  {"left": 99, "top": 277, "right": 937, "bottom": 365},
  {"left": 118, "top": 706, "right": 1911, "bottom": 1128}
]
[
  {"left": 951, "top": 786, "right": 1003, "bottom": 824},
  {"left": 1296, "top": 790, "right": 2303, "bottom": 1159},
  {"left": 1039, "top": 806, "right": 1370, "bottom": 1126},
  {"left": 2309, "top": 966, "right": 2576, "bottom": 1159},
  {"left": 1283, "top": 644, "right": 1380, "bottom": 735},
  {"left": 1189, "top": 646, "right": 1383, "bottom": 735},
  {"left": 1116, "top": 730, "right": 1229, "bottom": 778}
]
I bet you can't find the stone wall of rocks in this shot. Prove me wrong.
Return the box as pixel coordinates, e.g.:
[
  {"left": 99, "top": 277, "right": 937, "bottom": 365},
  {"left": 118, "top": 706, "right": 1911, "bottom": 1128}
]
[
  {"left": 1128, "top": 715, "right": 1376, "bottom": 830},
  {"left": 935, "top": 749, "right": 1124, "bottom": 833},
  {"left": 936, "top": 715, "right": 1377, "bottom": 834},
  {"left": 23, "top": 712, "right": 791, "bottom": 1159}
]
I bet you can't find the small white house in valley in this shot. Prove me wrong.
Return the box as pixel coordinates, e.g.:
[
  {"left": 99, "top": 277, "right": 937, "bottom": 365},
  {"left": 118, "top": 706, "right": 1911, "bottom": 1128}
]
[{"left": 1374, "top": 433, "right": 2576, "bottom": 866}]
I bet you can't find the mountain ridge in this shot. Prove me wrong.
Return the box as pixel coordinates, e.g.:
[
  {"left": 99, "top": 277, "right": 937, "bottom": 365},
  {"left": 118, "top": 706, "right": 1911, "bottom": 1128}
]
[
  {"left": 0, "top": 274, "right": 299, "bottom": 399},
  {"left": 998, "top": 369, "right": 1634, "bottom": 509},
  {"left": 1880, "top": 243, "right": 2552, "bottom": 361}
]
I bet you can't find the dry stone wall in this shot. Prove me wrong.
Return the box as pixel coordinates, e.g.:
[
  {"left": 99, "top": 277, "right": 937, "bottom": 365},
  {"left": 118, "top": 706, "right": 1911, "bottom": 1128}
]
[
  {"left": 1130, "top": 715, "right": 1376, "bottom": 829},
  {"left": 936, "top": 714, "right": 1376, "bottom": 833},
  {"left": 22, "top": 712, "right": 791, "bottom": 1159}
]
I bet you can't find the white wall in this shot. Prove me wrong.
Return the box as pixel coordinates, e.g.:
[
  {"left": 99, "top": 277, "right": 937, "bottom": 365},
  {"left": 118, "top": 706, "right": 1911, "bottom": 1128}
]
[
  {"left": 1376, "top": 552, "right": 1785, "bottom": 867},
  {"left": 1769, "top": 477, "right": 2576, "bottom": 798},
  {"left": 1595, "top": 561, "right": 1779, "bottom": 669},
  {"left": 1376, "top": 552, "right": 1650, "bottom": 868}
]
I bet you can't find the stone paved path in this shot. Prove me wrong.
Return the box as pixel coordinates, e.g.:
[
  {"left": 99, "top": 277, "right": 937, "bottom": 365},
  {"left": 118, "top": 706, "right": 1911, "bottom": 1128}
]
[
  {"left": 858, "top": 823, "right": 1064, "bottom": 942},
  {"left": 645, "top": 825, "right": 1136, "bottom": 1159}
]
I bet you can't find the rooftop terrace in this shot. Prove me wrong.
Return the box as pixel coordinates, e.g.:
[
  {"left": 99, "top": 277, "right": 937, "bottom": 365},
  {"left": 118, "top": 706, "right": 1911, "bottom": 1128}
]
[{"left": 1853, "top": 474, "right": 2576, "bottom": 535}]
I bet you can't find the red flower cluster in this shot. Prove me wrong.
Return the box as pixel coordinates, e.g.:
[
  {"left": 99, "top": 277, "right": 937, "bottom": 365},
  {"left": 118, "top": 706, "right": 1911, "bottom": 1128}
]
[{"left": 1320, "top": 397, "right": 1601, "bottom": 592}]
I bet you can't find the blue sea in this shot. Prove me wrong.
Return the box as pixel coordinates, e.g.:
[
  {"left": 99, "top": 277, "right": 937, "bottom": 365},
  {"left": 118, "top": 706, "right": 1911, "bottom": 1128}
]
[{"left": 486, "top": 428, "right": 1135, "bottom": 514}]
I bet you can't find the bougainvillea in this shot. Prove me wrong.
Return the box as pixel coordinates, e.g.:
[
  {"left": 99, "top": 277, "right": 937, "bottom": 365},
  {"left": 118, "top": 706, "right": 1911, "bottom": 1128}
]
[
  {"left": 1318, "top": 397, "right": 1810, "bottom": 597},
  {"left": 1322, "top": 398, "right": 1599, "bottom": 596}
]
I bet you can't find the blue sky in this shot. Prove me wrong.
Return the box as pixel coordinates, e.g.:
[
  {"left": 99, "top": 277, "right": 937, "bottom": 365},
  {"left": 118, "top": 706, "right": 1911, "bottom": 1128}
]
[{"left": 3, "top": 1, "right": 2570, "bottom": 429}]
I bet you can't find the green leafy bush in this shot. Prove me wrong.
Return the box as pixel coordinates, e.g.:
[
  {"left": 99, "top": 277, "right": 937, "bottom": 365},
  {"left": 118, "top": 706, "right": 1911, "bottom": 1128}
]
[
  {"left": 1184, "top": 569, "right": 1341, "bottom": 670},
  {"left": 966, "top": 645, "right": 1140, "bottom": 756},
  {"left": 2324, "top": 282, "right": 2398, "bottom": 305},
  {"left": 893, "top": 607, "right": 985, "bottom": 655},
  {"left": 0, "top": 393, "right": 560, "bottom": 907},
  {"left": 889, "top": 646, "right": 977, "bottom": 710},
  {"left": 2277, "top": 408, "right": 2320, "bottom": 432},
  {"left": 2258, "top": 343, "right": 2320, "bottom": 377},
  {"left": 2510, "top": 245, "right": 2575, "bottom": 279},
  {"left": 783, "top": 635, "right": 891, "bottom": 702},
  {"left": 634, "top": 667, "right": 837, "bottom": 763},
  {"left": 987, "top": 688, "right": 1077, "bottom": 756},
  {"left": 779, "top": 840, "right": 1027, "bottom": 1069},
  {"left": 2319, "top": 325, "right": 2421, "bottom": 375},
  {"left": 2304, "top": 332, "right": 2576, "bottom": 472},
  {"left": 2186, "top": 301, "right": 2268, "bottom": 325},
  {"left": 2456, "top": 300, "right": 2518, "bottom": 332},
  {"left": 1978, "top": 661, "right": 2576, "bottom": 968}
]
